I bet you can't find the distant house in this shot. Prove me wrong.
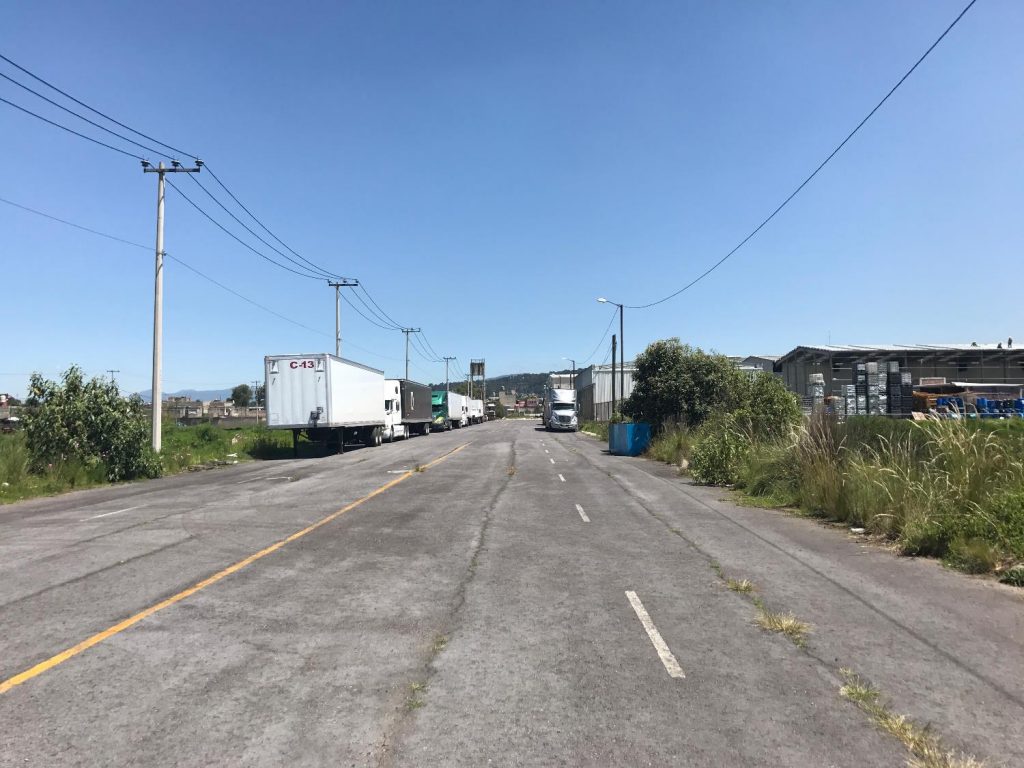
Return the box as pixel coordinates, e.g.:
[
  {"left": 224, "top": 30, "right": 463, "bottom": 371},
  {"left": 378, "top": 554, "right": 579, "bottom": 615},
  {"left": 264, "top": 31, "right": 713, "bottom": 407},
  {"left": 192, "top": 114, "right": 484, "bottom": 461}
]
[{"left": 164, "top": 396, "right": 203, "bottom": 420}]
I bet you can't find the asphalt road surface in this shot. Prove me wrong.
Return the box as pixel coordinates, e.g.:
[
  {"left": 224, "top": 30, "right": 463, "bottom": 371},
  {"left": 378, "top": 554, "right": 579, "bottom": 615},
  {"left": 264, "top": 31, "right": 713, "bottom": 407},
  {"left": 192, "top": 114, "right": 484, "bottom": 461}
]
[{"left": 1, "top": 420, "right": 1021, "bottom": 766}]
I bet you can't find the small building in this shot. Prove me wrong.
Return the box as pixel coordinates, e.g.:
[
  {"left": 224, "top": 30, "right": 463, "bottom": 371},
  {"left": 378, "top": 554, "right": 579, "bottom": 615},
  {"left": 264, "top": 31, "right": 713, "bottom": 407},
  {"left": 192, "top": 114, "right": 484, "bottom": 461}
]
[
  {"left": 776, "top": 344, "right": 1024, "bottom": 399},
  {"left": 575, "top": 362, "right": 637, "bottom": 422}
]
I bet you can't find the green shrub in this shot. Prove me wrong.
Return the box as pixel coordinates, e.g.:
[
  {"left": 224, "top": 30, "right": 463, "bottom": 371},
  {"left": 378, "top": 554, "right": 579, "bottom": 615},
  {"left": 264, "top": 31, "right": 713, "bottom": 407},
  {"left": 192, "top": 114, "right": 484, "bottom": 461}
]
[
  {"left": 999, "top": 566, "right": 1024, "bottom": 587},
  {"left": 23, "top": 366, "right": 160, "bottom": 482},
  {"left": 690, "top": 414, "right": 749, "bottom": 485}
]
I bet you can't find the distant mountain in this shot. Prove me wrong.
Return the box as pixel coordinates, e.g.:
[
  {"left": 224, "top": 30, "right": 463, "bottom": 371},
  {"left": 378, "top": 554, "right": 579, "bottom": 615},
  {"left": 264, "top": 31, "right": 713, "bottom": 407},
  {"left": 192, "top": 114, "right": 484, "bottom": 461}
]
[
  {"left": 135, "top": 388, "right": 232, "bottom": 403},
  {"left": 428, "top": 370, "right": 573, "bottom": 398}
]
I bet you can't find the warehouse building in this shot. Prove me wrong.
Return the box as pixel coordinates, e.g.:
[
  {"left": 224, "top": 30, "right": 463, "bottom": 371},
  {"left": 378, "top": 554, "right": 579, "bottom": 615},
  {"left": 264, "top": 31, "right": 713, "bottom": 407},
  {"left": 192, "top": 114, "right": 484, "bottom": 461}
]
[
  {"left": 776, "top": 343, "right": 1024, "bottom": 398},
  {"left": 575, "top": 362, "right": 636, "bottom": 421}
]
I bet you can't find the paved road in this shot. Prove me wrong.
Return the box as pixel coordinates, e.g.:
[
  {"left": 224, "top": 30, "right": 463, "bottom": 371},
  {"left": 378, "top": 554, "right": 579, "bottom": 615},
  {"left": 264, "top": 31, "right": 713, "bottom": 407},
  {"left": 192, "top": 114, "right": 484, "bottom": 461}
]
[{"left": 1, "top": 420, "right": 1021, "bottom": 766}]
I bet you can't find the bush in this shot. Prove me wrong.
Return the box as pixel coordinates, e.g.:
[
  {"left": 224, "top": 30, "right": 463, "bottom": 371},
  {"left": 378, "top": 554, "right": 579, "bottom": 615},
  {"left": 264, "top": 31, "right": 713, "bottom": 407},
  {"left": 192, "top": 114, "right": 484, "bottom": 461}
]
[
  {"left": 733, "top": 373, "right": 801, "bottom": 442},
  {"left": 622, "top": 339, "right": 748, "bottom": 432},
  {"left": 690, "top": 414, "right": 749, "bottom": 485},
  {"left": 23, "top": 366, "right": 160, "bottom": 482},
  {"left": 646, "top": 428, "right": 693, "bottom": 466}
]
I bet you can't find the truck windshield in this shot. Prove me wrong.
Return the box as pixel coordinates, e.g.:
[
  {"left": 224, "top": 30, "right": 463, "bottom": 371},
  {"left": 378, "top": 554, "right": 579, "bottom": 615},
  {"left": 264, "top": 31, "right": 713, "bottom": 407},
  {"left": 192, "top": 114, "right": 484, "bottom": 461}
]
[{"left": 553, "top": 403, "right": 574, "bottom": 411}]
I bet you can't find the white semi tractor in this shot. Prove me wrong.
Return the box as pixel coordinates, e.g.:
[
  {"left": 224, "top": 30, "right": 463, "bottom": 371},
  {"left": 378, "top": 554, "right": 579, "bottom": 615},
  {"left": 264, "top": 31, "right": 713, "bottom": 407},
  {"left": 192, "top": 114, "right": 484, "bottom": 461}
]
[
  {"left": 265, "top": 353, "right": 432, "bottom": 454},
  {"left": 544, "top": 388, "right": 578, "bottom": 432}
]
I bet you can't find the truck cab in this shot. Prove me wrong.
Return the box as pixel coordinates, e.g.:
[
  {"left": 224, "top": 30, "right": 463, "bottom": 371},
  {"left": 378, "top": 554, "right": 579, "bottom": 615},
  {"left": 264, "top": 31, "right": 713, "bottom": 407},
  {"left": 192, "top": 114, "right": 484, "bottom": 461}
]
[
  {"left": 545, "top": 388, "right": 578, "bottom": 432},
  {"left": 383, "top": 380, "right": 408, "bottom": 442},
  {"left": 431, "top": 390, "right": 451, "bottom": 431}
]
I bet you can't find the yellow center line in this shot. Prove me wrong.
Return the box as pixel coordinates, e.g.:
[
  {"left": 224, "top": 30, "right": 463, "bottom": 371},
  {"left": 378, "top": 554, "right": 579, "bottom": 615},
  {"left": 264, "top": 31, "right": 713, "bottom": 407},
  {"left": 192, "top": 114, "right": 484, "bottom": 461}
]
[{"left": 0, "top": 442, "right": 472, "bottom": 696}]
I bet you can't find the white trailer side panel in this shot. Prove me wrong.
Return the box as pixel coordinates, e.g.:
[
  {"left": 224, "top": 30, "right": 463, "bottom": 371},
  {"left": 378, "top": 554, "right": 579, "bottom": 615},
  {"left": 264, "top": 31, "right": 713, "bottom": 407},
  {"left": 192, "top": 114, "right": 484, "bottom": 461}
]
[{"left": 327, "top": 356, "right": 385, "bottom": 426}]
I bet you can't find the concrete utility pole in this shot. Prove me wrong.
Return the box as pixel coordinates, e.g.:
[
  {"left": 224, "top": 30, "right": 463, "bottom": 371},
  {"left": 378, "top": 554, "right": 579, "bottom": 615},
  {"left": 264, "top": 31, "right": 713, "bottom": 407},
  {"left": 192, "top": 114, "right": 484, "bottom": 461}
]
[
  {"left": 143, "top": 159, "right": 202, "bottom": 453},
  {"left": 401, "top": 328, "right": 421, "bottom": 381},
  {"left": 251, "top": 379, "right": 261, "bottom": 423},
  {"left": 443, "top": 356, "right": 456, "bottom": 393},
  {"left": 611, "top": 334, "right": 617, "bottom": 420},
  {"left": 327, "top": 279, "right": 358, "bottom": 357}
]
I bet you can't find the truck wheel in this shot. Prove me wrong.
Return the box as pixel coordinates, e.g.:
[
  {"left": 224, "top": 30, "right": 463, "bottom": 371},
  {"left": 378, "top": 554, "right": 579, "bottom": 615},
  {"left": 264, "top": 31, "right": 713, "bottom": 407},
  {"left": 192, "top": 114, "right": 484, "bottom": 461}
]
[
  {"left": 374, "top": 426, "right": 383, "bottom": 447},
  {"left": 422, "top": 423, "right": 430, "bottom": 436}
]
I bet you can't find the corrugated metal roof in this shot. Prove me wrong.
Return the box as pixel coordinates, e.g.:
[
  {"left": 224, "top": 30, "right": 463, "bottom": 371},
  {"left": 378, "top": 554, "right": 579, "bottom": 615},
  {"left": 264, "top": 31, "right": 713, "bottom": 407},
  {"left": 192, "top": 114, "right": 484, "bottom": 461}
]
[{"left": 788, "top": 343, "right": 1014, "bottom": 353}]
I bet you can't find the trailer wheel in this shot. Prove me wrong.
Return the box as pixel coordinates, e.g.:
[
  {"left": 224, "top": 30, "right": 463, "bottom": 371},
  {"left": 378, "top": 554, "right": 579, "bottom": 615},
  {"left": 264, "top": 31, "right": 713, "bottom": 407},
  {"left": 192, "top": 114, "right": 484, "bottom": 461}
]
[{"left": 374, "top": 426, "right": 383, "bottom": 447}]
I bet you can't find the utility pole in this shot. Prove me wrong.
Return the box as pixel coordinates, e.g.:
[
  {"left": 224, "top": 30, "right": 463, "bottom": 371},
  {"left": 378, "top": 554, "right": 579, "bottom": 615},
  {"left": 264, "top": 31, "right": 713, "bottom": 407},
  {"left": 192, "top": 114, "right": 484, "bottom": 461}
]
[
  {"left": 611, "top": 334, "right": 617, "bottom": 420},
  {"left": 106, "top": 370, "right": 120, "bottom": 387},
  {"left": 143, "top": 159, "right": 202, "bottom": 453},
  {"left": 619, "top": 305, "right": 625, "bottom": 405},
  {"left": 327, "top": 279, "right": 358, "bottom": 357},
  {"left": 401, "top": 328, "right": 421, "bottom": 380},
  {"left": 251, "top": 379, "right": 261, "bottom": 423},
  {"left": 443, "top": 356, "right": 456, "bottom": 393}
]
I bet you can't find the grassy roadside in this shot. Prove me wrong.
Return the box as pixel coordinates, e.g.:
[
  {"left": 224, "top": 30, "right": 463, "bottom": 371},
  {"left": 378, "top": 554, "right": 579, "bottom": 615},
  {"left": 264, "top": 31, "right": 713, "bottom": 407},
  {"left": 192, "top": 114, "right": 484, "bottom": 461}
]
[
  {"left": 722, "top": 416, "right": 1024, "bottom": 585},
  {"left": 0, "top": 424, "right": 295, "bottom": 505},
  {"left": 579, "top": 420, "right": 609, "bottom": 441}
]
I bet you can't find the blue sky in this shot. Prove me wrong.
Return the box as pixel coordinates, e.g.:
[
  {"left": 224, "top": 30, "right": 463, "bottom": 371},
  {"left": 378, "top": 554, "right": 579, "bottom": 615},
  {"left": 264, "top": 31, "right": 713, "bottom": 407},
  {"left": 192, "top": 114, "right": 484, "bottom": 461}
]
[{"left": 2, "top": 1, "right": 1020, "bottom": 398}]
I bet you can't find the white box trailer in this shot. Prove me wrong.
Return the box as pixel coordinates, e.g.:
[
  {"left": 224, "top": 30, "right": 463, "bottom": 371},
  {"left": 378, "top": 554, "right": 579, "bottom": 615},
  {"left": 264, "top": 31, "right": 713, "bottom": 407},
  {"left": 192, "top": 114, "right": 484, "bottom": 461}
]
[
  {"left": 447, "top": 391, "right": 469, "bottom": 428},
  {"left": 265, "top": 353, "right": 386, "bottom": 454},
  {"left": 468, "top": 398, "right": 484, "bottom": 424}
]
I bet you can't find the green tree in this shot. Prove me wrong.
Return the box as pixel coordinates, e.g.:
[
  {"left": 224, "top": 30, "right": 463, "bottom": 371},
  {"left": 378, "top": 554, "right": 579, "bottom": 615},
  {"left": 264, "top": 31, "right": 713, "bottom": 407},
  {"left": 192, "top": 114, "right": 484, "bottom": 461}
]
[
  {"left": 733, "top": 372, "right": 801, "bottom": 441},
  {"left": 231, "top": 384, "right": 252, "bottom": 408},
  {"left": 23, "top": 366, "right": 160, "bottom": 481},
  {"left": 622, "top": 339, "right": 748, "bottom": 431}
]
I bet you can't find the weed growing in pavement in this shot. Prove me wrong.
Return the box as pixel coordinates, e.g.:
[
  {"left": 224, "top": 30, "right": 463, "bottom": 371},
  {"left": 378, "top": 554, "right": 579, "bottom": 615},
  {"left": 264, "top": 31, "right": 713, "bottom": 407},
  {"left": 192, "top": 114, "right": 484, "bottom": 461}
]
[
  {"left": 726, "top": 578, "right": 754, "bottom": 593},
  {"left": 405, "top": 681, "right": 427, "bottom": 710},
  {"left": 709, "top": 561, "right": 724, "bottom": 578},
  {"left": 839, "top": 669, "right": 986, "bottom": 768},
  {"left": 506, "top": 465, "right": 517, "bottom": 477},
  {"left": 431, "top": 635, "right": 448, "bottom": 654},
  {"left": 754, "top": 608, "right": 810, "bottom": 647},
  {"left": 413, "top": 463, "right": 425, "bottom": 473}
]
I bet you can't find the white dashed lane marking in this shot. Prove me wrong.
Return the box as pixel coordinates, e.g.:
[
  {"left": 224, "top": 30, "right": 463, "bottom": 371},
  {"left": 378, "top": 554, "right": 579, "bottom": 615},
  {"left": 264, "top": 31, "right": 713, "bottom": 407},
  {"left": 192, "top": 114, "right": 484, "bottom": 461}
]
[{"left": 625, "top": 591, "right": 685, "bottom": 679}]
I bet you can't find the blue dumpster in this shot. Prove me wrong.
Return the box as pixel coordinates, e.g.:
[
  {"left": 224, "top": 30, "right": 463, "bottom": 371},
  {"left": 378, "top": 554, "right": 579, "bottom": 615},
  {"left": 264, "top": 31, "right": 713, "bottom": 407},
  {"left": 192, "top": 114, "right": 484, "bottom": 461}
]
[{"left": 609, "top": 423, "right": 652, "bottom": 456}]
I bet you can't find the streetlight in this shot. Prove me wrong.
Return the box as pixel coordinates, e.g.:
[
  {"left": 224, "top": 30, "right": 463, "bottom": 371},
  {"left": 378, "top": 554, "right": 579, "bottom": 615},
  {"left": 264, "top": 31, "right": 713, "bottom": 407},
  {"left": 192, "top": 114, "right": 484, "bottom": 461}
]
[
  {"left": 597, "top": 297, "right": 624, "bottom": 412},
  {"left": 562, "top": 357, "right": 576, "bottom": 389}
]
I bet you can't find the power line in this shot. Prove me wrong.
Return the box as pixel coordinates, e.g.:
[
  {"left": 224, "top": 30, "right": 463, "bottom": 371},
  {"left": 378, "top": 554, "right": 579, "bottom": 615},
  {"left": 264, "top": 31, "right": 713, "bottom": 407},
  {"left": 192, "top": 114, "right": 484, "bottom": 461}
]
[
  {"left": 201, "top": 164, "right": 347, "bottom": 282},
  {"left": 0, "top": 194, "right": 401, "bottom": 360},
  {"left": 626, "top": 0, "right": 978, "bottom": 310},
  {"left": 357, "top": 284, "right": 407, "bottom": 330},
  {"left": 348, "top": 285, "right": 403, "bottom": 330},
  {"left": 184, "top": 172, "right": 341, "bottom": 280},
  {"left": 0, "top": 71, "right": 172, "bottom": 160},
  {"left": 0, "top": 52, "right": 198, "bottom": 160},
  {"left": 0, "top": 95, "right": 142, "bottom": 159},
  {"left": 0, "top": 195, "right": 322, "bottom": 339},
  {"left": 165, "top": 178, "right": 326, "bottom": 281},
  {"left": 581, "top": 309, "right": 618, "bottom": 365}
]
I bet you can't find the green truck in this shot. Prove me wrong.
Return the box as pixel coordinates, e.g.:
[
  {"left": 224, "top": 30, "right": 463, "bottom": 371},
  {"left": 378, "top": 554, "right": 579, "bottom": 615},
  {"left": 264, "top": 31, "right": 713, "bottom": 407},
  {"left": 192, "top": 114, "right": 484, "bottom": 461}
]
[{"left": 431, "top": 390, "right": 452, "bottom": 431}]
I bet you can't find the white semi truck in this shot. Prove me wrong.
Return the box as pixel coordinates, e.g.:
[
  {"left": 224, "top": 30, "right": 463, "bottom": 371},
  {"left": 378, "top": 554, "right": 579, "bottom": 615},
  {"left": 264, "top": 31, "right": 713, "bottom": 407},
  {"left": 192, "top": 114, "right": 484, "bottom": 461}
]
[
  {"left": 544, "top": 388, "right": 578, "bottom": 432},
  {"left": 384, "top": 378, "right": 433, "bottom": 441},
  {"left": 265, "top": 353, "right": 387, "bottom": 454}
]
